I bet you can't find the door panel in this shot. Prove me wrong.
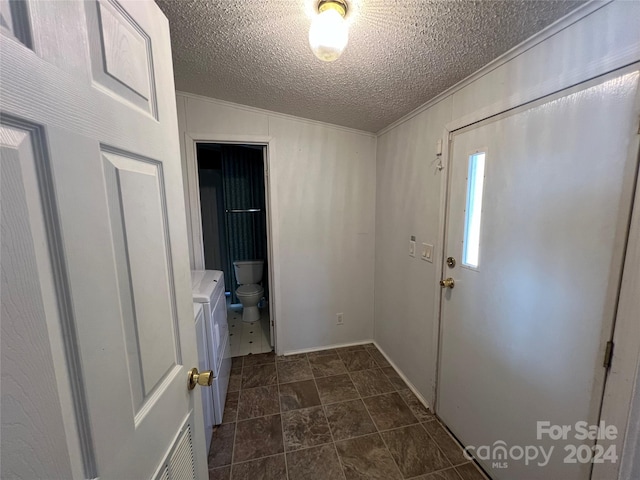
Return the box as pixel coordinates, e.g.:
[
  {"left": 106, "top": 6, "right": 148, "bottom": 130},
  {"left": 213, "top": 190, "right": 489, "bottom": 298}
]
[
  {"left": 86, "top": 0, "right": 158, "bottom": 116},
  {"left": 1, "top": 121, "right": 75, "bottom": 479},
  {"left": 438, "top": 71, "right": 640, "bottom": 480},
  {"left": 103, "top": 150, "right": 179, "bottom": 405},
  {"left": 1, "top": 1, "right": 206, "bottom": 479}
]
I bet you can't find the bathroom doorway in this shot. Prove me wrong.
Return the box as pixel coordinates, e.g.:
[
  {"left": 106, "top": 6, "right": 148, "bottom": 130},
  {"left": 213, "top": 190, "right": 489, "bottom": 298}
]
[{"left": 196, "top": 143, "right": 273, "bottom": 356}]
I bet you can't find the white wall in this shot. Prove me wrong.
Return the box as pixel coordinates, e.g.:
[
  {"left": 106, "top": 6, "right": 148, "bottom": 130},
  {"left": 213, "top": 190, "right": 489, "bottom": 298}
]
[
  {"left": 374, "top": 0, "right": 640, "bottom": 409},
  {"left": 374, "top": 98, "right": 452, "bottom": 400},
  {"left": 177, "top": 94, "right": 377, "bottom": 354}
]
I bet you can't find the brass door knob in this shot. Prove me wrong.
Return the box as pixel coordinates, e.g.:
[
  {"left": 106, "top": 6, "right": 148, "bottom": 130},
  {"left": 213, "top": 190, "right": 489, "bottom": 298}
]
[
  {"left": 188, "top": 367, "right": 213, "bottom": 391},
  {"left": 440, "top": 278, "right": 455, "bottom": 289}
]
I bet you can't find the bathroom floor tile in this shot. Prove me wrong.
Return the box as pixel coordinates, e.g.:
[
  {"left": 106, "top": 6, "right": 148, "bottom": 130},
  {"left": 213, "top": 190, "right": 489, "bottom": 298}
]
[
  {"left": 350, "top": 369, "right": 395, "bottom": 397},
  {"left": 208, "top": 423, "right": 235, "bottom": 468},
  {"left": 241, "top": 363, "right": 277, "bottom": 389},
  {"left": 324, "top": 399, "right": 377, "bottom": 441},
  {"left": 382, "top": 424, "right": 451, "bottom": 478},
  {"left": 282, "top": 405, "right": 333, "bottom": 451},
  {"left": 286, "top": 444, "right": 343, "bottom": 480},
  {"left": 315, "top": 374, "right": 359, "bottom": 404},
  {"left": 222, "top": 391, "right": 239, "bottom": 424},
  {"left": 423, "top": 421, "right": 468, "bottom": 467},
  {"left": 231, "top": 357, "right": 243, "bottom": 369},
  {"left": 335, "top": 345, "right": 367, "bottom": 354},
  {"left": 243, "top": 351, "right": 276, "bottom": 367},
  {"left": 339, "top": 350, "right": 378, "bottom": 372},
  {"left": 420, "top": 467, "right": 465, "bottom": 480},
  {"left": 208, "top": 349, "right": 489, "bottom": 480},
  {"left": 368, "top": 349, "right": 392, "bottom": 369},
  {"left": 308, "top": 354, "right": 348, "bottom": 378},
  {"left": 399, "top": 389, "right": 435, "bottom": 422},
  {"left": 233, "top": 414, "right": 284, "bottom": 463},
  {"left": 229, "top": 303, "right": 273, "bottom": 357},
  {"left": 230, "top": 454, "right": 286, "bottom": 480},
  {"left": 307, "top": 348, "right": 337, "bottom": 358},
  {"left": 209, "top": 465, "right": 231, "bottom": 480},
  {"left": 380, "top": 367, "right": 408, "bottom": 390},
  {"left": 363, "top": 392, "right": 418, "bottom": 431},
  {"left": 455, "top": 462, "right": 487, "bottom": 480},
  {"left": 335, "top": 433, "right": 403, "bottom": 480},
  {"left": 277, "top": 358, "right": 313, "bottom": 384},
  {"left": 237, "top": 385, "right": 280, "bottom": 420},
  {"left": 228, "top": 367, "right": 243, "bottom": 393},
  {"left": 279, "top": 379, "right": 321, "bottom": 412}
]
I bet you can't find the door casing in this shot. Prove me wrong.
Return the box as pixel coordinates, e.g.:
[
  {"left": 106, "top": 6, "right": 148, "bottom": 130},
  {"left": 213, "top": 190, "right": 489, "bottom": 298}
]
[
  {"left": 430, "top": 63, "right": 640, "bottom": 480},
  {"left": 183, "top": 133, "right": 280, "bottom": 353}
]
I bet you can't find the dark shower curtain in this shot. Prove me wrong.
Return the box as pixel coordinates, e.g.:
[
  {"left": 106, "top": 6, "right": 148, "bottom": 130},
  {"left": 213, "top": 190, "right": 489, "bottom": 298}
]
[{"left": 221, "top": 145, "right": 268, "bottom": 304}]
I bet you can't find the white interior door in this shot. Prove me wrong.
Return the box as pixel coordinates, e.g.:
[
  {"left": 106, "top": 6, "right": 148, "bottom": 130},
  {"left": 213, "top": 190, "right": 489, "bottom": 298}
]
[
  {"left": 437, "top": 69, "right": 640, "bottom": 480},
  {"left": 1, "top": 1, "right": 207, "bottom": 479}
]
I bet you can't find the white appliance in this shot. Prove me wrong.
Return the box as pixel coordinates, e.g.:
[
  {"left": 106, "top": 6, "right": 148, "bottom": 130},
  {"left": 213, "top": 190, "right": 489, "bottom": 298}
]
[{"left": 191, "top": 270, "right": 231, "bottom": 449}]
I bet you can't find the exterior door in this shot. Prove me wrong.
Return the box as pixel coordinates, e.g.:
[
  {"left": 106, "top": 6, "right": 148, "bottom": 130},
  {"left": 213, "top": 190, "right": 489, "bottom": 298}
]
[
  {"left": 1, "top": 1, "right": 207, "bottom": 479},
  {"left": 437, "top": 70, "right": 640, "bottom": 480}
]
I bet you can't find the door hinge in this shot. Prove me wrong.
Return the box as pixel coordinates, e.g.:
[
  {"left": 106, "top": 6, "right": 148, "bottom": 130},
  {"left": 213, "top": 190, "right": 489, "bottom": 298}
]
[{"left": 603, "top": 341, "right": 614, "bottom": 369}]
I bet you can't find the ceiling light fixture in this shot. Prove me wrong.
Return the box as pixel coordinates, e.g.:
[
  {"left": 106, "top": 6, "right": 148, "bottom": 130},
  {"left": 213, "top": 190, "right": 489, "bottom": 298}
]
[{"left": 309, "top": 0, "right": 349, "bottom": 62}]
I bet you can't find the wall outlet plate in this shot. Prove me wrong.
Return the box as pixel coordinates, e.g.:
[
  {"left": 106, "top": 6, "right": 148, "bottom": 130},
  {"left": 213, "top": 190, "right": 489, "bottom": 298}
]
[
  {"left": 336, "top": 313, "right": 344, "bottom": 325},
  {"left": 409, "top": 240, "right": 416, "bottom": 257}
]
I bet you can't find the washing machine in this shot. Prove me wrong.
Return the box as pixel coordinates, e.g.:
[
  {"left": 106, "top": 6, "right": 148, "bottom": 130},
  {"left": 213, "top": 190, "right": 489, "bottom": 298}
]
[{"left": 191, "top": 270, "right": 231, "bottom": 447}]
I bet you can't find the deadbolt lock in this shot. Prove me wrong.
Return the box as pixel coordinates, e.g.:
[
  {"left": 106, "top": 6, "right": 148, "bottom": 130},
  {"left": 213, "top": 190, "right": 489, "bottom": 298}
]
[
  {"left": 440, "top": 278, "right": 455, "bottom": 289},
  {"left": 188, "top": 367, "right": 213, "bottom": 391},
  {"left": 446, "top": 257, "right": 456, "bottom": 268}
]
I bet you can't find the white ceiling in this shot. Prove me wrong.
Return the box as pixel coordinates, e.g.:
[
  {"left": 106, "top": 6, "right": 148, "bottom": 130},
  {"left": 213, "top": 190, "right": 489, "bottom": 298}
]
[{"left": 156, "top": 0, "right": 585, "bottom": 133}]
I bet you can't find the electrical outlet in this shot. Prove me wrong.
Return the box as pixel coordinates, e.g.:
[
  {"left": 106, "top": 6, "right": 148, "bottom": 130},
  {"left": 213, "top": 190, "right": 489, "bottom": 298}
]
[
  {"left": 409, "top": 240, "right": 416, "bottom": 257},
  {"left": 336, "top": 313, "right": 344, "bottom": 325}
]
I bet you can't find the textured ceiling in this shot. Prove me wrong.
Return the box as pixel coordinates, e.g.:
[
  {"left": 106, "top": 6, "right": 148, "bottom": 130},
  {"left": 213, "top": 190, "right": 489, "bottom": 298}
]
[{"left": 156, "top": 0, "right": 585, "bottom": 132}]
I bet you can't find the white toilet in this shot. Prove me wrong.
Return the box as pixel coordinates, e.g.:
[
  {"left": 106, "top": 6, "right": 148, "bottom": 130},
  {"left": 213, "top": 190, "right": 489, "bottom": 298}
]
[{"left": 233, "top": 260, "right": 264, "bottom": 323}]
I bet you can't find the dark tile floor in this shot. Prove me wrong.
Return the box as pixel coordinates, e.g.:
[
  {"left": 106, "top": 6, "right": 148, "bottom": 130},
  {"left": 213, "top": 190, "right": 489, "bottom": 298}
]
[{"left": 208, "top": 343, "right": 488, "bottom": 480}]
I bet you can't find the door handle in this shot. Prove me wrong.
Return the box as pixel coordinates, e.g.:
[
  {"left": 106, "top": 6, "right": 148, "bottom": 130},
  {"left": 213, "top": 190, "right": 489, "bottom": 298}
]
[
  {"left": 187, "top": 367, "right": 213, "bottom": 390},
  {"left": 440, "top": 278, "right": 455, "bottom": 289}
]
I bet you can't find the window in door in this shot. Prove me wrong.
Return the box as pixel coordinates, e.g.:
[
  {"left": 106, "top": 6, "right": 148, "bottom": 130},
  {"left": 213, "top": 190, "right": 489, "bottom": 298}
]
[{"left": 462, "top": 151, "right": 486, "bottom": 268}]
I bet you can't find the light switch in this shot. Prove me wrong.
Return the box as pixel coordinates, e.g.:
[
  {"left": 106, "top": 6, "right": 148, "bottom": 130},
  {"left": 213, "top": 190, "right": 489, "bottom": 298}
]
[
  {"left": 409, "top": 240, "right": 416, "bottom": 257},
  {"left": 421, "top": 243, "right": 433, "bottom": 262}
]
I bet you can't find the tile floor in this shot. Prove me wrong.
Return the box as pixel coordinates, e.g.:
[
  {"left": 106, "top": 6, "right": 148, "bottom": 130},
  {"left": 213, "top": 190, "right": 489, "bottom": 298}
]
[
  {"left": 228, "top": 303, "right": 272, "bottom": 357},
  {"left": 208, "top": 343, "right": 488, "bottom": 480}
]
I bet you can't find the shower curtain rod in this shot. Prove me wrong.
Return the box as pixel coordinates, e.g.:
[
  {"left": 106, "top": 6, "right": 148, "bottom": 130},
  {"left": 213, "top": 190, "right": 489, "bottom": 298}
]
[{"left": 225, "top": 208, "right": 262, "bottom": 213}]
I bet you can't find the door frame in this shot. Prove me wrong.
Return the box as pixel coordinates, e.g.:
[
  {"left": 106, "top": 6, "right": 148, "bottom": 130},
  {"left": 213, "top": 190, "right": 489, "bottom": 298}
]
[
  {"left": 183, "top": 133, "right": 281, "bottom": 353},
  {"left": 430, "top": 64, "right": 640, "bottom": 480}
]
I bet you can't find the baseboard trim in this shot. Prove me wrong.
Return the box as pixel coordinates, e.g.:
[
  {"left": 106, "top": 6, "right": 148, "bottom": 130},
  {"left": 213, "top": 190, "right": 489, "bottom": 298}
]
[
  {"left": 282, "top": 340, "right": 375, "bottom": 356},
  {"left": 372, "top": 341, "right": 432, "bottom": 412}
]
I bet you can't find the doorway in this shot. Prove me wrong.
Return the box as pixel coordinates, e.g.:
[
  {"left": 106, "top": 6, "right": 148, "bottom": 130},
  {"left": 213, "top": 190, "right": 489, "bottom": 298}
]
[
  {"left": 436, "top": 70, "right": 640, "bottom": 479},
  {"left": 196, "top": 143, "right": 274, "bottom": 356}
]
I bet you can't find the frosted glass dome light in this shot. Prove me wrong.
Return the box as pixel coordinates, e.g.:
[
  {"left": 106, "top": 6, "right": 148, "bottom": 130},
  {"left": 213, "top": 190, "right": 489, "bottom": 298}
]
[{"left": 309, "top": 1, "right": 349, "bottom": 62}]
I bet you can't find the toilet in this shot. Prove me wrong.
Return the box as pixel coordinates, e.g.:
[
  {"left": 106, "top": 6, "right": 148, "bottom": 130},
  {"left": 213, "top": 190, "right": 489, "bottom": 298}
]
[{"left": 233, "top": 260, "right": 264, "bottom": 323}]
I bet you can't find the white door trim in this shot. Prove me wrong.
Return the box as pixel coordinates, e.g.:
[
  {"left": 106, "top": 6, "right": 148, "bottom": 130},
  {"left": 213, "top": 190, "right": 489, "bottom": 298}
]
[
  {"left": 430, "top": 64, "right": 640, "bottom": 480},
  {"left": 183, "top": 133, "right": 281, "bottom": 354},
  {"left": 592, "top": 94, "right": 640, "bottom": 480}
]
